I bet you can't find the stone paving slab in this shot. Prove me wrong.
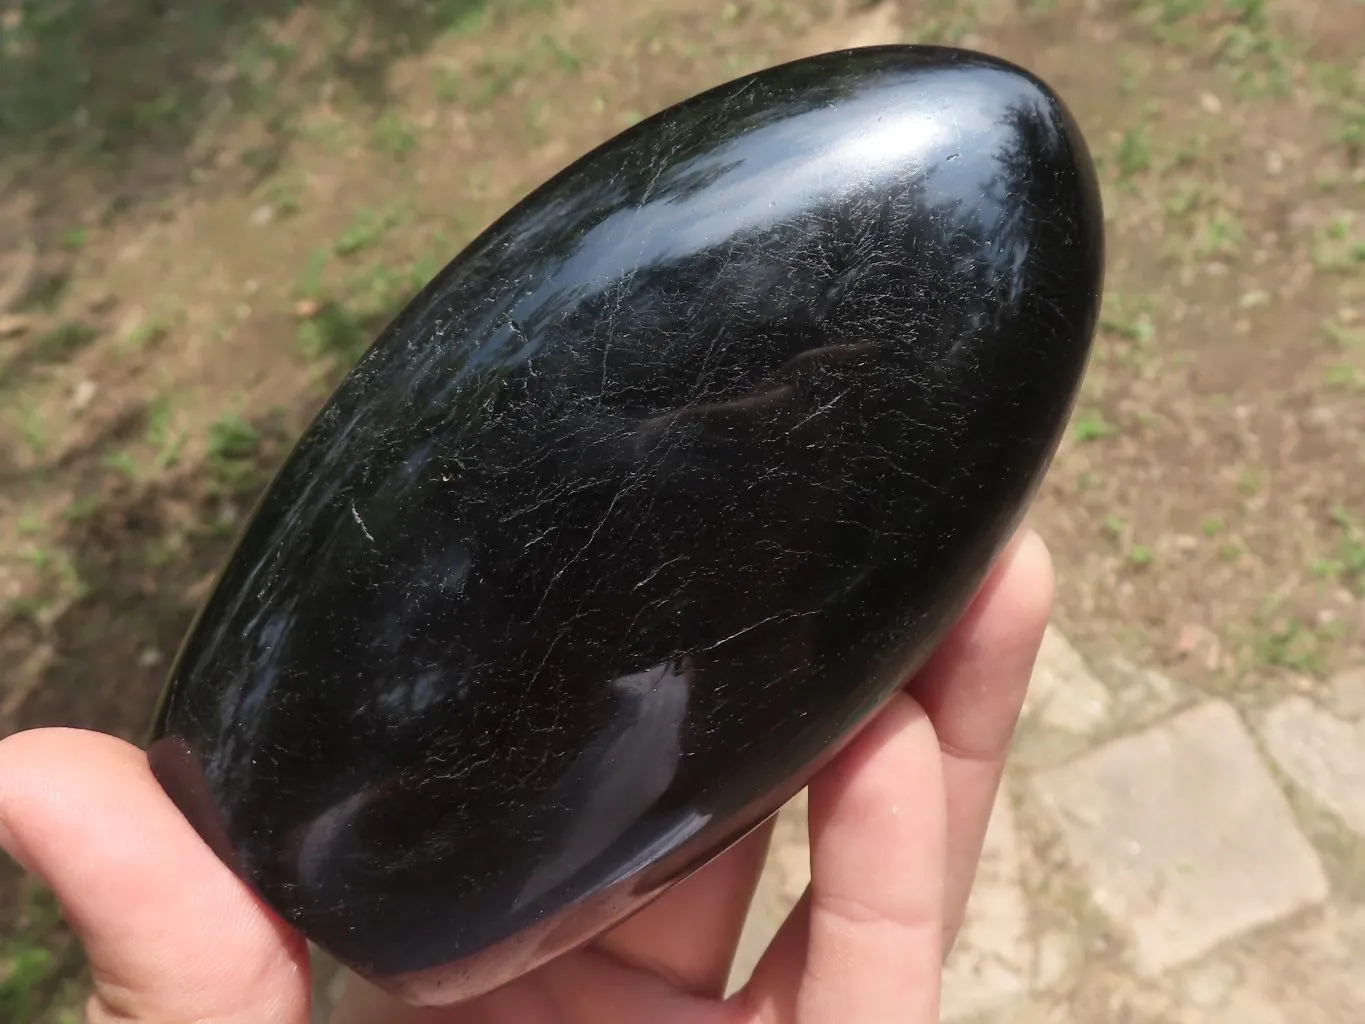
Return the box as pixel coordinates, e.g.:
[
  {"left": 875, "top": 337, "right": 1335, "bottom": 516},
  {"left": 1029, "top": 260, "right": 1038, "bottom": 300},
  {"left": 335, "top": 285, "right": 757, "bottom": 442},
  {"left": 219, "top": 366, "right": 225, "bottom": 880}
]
[
  {"left": 1261, "top": 695, "right": 1365, "bottom": 839},
  {"left": 1328, "top": 667, "right": 1365, "bottom": 720},
  {"left": 728, "top": 790, "right": 810, "bottom": 993},
  {"left": 1023, "top": 625, "right": 1113, "bottom": 735},
  {"left": 1032, "top": 699, "right": 1330, "bottom": 976},
  {"left": 940, "top": 784, "right": 1033, "bottom": 1020}
]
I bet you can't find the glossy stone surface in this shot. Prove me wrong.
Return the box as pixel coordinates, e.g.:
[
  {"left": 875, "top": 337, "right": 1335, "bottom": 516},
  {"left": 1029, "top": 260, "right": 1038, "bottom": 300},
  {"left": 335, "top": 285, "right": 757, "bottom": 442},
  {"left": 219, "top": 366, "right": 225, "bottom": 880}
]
[{"left": 147, "top": 44, "right": 1103, "bottom": 1004}]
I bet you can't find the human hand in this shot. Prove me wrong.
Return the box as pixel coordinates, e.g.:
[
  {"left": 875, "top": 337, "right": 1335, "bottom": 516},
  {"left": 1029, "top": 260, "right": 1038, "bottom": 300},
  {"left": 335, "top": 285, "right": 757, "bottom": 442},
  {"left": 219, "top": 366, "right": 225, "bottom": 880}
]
[{"left": 0, "top": 527, "right": 1052, "bottom": 1024}]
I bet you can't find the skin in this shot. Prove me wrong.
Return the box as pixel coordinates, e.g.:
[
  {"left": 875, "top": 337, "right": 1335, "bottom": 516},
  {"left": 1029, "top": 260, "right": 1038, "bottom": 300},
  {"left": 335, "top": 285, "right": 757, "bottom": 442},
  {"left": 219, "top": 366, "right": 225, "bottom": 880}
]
[{"left": 0, "top": 526, "right": 1053, "bottom": 1024}]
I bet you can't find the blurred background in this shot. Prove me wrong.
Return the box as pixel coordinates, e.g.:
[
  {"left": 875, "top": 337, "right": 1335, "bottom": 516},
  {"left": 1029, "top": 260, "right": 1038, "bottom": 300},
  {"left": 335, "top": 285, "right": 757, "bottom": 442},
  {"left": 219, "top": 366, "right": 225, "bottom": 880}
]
[{"left": 0, "top": 0, "right": 1362, "bottom": 1020}]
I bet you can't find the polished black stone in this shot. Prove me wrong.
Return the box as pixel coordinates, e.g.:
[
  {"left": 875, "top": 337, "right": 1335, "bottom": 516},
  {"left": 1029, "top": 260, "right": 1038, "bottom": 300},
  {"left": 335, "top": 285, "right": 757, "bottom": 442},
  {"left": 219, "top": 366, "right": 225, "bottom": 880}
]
[{"left": 147, "top": 44, "right": 1103, "bottom": 1004}]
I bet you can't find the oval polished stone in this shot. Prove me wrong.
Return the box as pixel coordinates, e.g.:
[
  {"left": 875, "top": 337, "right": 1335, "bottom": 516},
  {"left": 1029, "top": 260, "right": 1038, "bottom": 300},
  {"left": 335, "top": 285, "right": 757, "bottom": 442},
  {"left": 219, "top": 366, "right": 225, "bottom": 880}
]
[{"left": 147, "top": 44, "right": 1103, "bottom": 1004}]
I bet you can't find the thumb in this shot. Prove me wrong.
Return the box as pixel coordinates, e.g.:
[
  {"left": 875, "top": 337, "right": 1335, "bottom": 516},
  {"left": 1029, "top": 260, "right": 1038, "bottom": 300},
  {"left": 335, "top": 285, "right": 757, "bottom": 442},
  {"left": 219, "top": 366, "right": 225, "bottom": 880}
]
[{"left": 0, "top": 727, "right": 310, "bottom": 1024}]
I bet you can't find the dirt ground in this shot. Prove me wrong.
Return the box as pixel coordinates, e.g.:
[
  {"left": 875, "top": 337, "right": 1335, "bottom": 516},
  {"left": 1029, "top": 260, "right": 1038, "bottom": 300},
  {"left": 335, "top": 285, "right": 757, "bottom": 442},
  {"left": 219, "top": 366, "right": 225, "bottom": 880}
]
[{"left": 0, "top": 0, "right": 1362, "bottom": 1018}]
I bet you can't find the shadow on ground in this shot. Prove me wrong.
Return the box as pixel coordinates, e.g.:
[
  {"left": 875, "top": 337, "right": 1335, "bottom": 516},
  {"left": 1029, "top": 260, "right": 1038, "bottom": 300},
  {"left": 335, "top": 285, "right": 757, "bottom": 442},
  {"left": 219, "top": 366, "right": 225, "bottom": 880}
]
[{"left": 2, "top": 0, "right": 544, "bottom": 234}]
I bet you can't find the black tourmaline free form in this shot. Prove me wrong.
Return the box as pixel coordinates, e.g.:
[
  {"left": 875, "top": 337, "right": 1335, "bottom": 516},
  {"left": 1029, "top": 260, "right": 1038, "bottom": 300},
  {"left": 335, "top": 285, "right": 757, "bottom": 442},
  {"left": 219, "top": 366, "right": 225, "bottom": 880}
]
[{"left": 148, "top": 44, "right": 1104, "bottom": 1005}]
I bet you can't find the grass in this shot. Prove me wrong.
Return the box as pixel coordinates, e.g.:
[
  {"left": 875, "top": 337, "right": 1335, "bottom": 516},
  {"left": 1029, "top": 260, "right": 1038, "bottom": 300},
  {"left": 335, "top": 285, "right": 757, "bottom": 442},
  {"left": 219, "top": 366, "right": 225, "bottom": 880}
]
[
  {"left": 0, "top": 939, "right": 56, "bottom": 1021},
  {"left": 0, "top": 0, "right": 564, "bottom": 176},
  {"left": 295, "top": 245, "right": 448, "bottom": 371},
  {"left": 1323, "top": 319, "right": 1365, "bottom": 350},
  {"left": 1253, "top": 615, "right": 1337, "bottom": 676},
  {"left": 1338, "top": 103, "right": 1365, "bottom": 161},
  {"left": 296, "top": 301, "right": 373, "bottom": 369},
  {"left": 207, "top": 412, "right": 259, "bottom": 463},
  {"left": 297, "top": 248, "right": 331, "bottom": 302},
  {"left": 1100, "top": 293, "right": 1157, "bottom": 344},
  {"left": 538, "top": 34, "right": 583, "bottom": 73},
  {"left": 904, "top": 0, "right": 982, "bottom": 45},
  {"left": 448, "top": 53, "right": 533, "bottom": 108},
  {"left": 15, "top": 402, "right": 48, "bottom": 459},
  {"left": 31, "top": 322, "right": 99, "bottom": 363},
  {"left": 0, "top": 887, "right": 70, "bottom": 1023},
  {"left": 1311, "top": 215, "right": 1365, "bottom": 273},
  {"left": 1245, "top": 509, "right": 1365, "bottom": 675},
  {"left": 371, "top": 111, "right": 418, "bottom": 161},
  {"left": 1316, "top": 507, "right": 1365, "bottom": 594},
  {"left": 431, "top": 10, "right": 588, "bottom": 107},
  {"left": 1324, "top": 363, "right": 1363, "bottom": 390},
  {"left": 63, "top": 495, "right": 101, "bottom": 525},
  {"left": 525, "top": 99, "right": 551, "bottom": 142},
  {"left": 1073, "top": 410, "right": 1117, "bottom": 442},
  {"left": 6, "top": 538, "right": 88, "bottom": 624},
  {"left": 1194, "top": 211, "right": 1245, "bottom": 258},
  {"left": 299, "top": 116, "right": 358, "bottom": 155},
  {"left": 334, "top": 205, "right": 410, "bottom": 258},
  {"left": 1164, "top": 178, "right": 1205, "bottom": 219},
  {"left": 1135, "top": 0, "right": 1295, "bottom": 96},
  {"left": 102, "top": 450, "right": 138, "bottom": 479},
  {"left": 146, "top": 397, "right": 186, "bottom": 473},
  {"left": 1128, "top": 543, "right": 1154, "bottom": 567},
  {"left": 434, "top": 60, "right": 465, "bottom": 102},
  {"left": 205, "top": 411, "right": 265, "bottom": 493},
  {"left": 1115, "top": 125, "right": 1153, "bottom": 179},
  {"left": 117, "top": 317, "right": 170, "bottom": 355},
  {"left": 18, "top": 273, "right": 70, "bottom": 314},
  {"left": 260, "top": 172, "right": 306, "bottom": 218},
  {"left": 1096, "top": 510, "right": 1155, "bottom": 570}
]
